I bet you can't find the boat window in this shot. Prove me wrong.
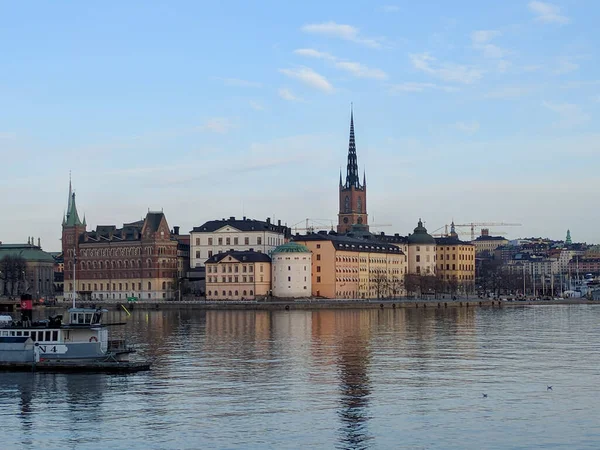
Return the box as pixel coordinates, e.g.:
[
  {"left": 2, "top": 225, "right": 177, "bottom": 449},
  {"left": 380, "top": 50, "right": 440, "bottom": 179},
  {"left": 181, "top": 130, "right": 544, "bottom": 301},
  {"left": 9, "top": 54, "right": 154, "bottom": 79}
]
[
  {"left": 10, "top": 331, "right": 15, "bottom": 336},
  {"left": 92, "top": 313, "right": 101, "bottom": 324},
  {"left": 45, "top": 331, "right": 51, "bottom": 341},
  {"left": 52, "top": 331, "right": 58, "bottom": 341},
  {"left": 30, "top": 331, "right": 37, "bottom": 341},
  {"left": 78, "top": 314, "right": 84, "bottom": 324},
  {"left": 16, "top": 331, "right": 22, "bottom": 337},
  {"left": 23, "top": 331, "right": 29, "bottom": 336},
  {"left": 85, "top": 313, "right": 92, "bottom": 323},
  {"left": 1, "top": 331, "right": 8, "bottom": 336}
]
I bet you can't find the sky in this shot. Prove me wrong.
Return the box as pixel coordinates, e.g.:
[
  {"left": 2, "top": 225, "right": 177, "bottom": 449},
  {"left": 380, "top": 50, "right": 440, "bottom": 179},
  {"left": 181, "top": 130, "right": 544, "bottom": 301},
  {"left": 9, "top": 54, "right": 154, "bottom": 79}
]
[{"left": 1, "top": 0, "right": 599, "bottom": 252}]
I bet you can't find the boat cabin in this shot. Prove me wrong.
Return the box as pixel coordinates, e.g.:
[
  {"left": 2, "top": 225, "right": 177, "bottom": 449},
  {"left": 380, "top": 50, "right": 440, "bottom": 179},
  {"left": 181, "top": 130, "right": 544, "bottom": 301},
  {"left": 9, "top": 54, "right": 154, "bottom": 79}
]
[{"left": 68, "top": 308, "right": 104, "bottom": 327}]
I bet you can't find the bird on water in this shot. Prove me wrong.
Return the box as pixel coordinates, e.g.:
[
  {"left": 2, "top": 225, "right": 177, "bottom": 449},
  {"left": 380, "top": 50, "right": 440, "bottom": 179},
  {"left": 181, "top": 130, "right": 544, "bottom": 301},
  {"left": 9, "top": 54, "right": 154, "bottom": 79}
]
[
  {"left": 547, "top": 386, "right": 553, "bottom": 391},
  {"left": 482, "top": 393, "right": 488, "bottom": 398}
]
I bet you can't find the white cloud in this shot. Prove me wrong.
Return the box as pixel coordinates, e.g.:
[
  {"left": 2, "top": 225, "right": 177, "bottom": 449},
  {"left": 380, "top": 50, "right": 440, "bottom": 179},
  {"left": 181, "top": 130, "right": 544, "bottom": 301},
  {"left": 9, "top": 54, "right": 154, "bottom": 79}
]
[
  {"left": 279, "top": 67, "right": 334, "bottom": 93},
  {"left": 278, "top": 88, "right": 304, "bottom": 102},
  {"left": 471, "top": 30, "right": 509, "bottom": 59},
  {"left": 543, "top": 102, "right": 590, "bottom": 128},
  {"left": 455, "top": 121, "right": 480, "bottom": 134},
  {"left": 528, "top": 1, "right": 570, "bottom": 24},
  {"left": 294, "top": 48, "right": 388, "bottom": 80},
  {"left": 388, "top": 82, "right": 458, "bottom": 93},
  {"left": 214, "top": 77, "right": 262, "bottom": 88},
  {"left": 198, "top": 118, "right": 235, "bottom": 134},
  {"left": 410, "top": 53, "right": 483, "bottom": 84},
  {"left": 301, "top": 21, "right": 383, "bottom": 48},
  {"left": 379, "top": 5, "right": 400, "bottom": 13},
  {"left": 249, "top": 101, "right": 265, "bottom": 111}
]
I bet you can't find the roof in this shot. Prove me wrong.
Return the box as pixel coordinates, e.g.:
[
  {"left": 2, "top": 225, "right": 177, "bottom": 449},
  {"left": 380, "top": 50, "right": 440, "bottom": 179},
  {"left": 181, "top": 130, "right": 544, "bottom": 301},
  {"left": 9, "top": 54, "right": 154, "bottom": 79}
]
[
  {"left": 190, "top": 217, "right": 291, "bottom": 237},
  {"left": 272, "top": 242, "right": 310, "bottom": 254},
  {"left": 80, "top": 212, "right": 175, "bottom": 244},
  {"left": 293, "top": 232, "right": 404, "bottom": 255},
  {"left": 206, "top": 250, "right": 272, "bottom": 264},
  {"left": 64, "top": 192, "right": 84, "bottom": 227},
  {"left": 435, "top": 237, "right": 474, "bottom": 246},
  {"left": 407, "top": 219, "right": 435, "bottom": 245},
  {"left": 474, "top": 235, "right": 508, "bottom": 242},
  {"left": 0, "top": 244, "right": 56, "bottom": 263}
]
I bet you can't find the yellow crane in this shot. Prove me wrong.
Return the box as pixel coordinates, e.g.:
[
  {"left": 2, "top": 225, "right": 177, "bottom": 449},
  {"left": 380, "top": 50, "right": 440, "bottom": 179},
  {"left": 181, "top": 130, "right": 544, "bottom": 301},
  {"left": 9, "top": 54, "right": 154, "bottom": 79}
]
[{"left": 291, "top": 218, "right": 392, "bottom": 234}]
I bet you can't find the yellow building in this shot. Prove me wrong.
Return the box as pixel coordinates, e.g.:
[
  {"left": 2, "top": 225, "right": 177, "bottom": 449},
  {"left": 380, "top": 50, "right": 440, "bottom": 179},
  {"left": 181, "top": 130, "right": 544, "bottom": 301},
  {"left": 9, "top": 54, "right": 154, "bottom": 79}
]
[
  {"left": 435, "top": 237, "right": 476, "bottom": 289},
  {"left": 293, "top": 233, "right": 406, "bottom": 299},
  {"left": 205, "top": 250, "right": 271, "bottom": 300}
]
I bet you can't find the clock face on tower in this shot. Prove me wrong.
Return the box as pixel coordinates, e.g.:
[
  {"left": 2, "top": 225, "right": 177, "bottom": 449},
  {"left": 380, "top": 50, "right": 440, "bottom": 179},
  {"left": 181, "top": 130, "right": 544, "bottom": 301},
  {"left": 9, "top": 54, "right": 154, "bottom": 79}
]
[{"left": 343, "top": 217, "right": 349, "bottom": 224}]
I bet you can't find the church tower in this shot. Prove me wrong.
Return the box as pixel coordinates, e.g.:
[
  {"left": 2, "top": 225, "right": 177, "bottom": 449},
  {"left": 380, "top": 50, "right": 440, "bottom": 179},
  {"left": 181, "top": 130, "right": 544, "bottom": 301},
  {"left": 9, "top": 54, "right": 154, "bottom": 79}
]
[
  {"left": 337, "top": 106, "right": 368, "bottom": 234},
  {"left": 62, "top": 176, "right": 87, "bottom": 299}
]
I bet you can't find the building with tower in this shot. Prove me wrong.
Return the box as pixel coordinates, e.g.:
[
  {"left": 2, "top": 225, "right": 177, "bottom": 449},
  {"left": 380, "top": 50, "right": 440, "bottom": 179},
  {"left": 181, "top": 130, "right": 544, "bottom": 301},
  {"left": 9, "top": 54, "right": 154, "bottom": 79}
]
[
  {"left": 271, "top": 242, "right": 312, "bottom": 298},
  {"left": 337, "top": 107, "right": 368, "bottom": 234},
  {"left": 407, "top": 219, "right": 436, "bottom": 275},
  {"left": 61, "top": 181, "right": 178, "bottom": 301}
]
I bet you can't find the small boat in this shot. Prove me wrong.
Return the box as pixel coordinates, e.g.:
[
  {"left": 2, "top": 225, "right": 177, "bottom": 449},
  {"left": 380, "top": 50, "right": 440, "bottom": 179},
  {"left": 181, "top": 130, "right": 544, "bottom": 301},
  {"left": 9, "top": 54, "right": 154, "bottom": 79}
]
[{"left": 0, "top": 306, "right": 150, "bottom": 373}]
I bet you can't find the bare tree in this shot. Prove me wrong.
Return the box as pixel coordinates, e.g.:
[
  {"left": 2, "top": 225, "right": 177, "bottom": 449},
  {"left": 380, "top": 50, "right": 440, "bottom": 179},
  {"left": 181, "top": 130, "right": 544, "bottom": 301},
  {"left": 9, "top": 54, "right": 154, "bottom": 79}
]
[
  {"left": 371, "top": 270, "right": 389, "bottom": 299},
  {"left": 419, "top": 275, "right": 437, "bottom": 298},
  {"left": 404, "top": 274, "right": 420, "bottom": 297},
  {"left": 388, "top": 276, "right": 403, "bottom": 299},
  {"left": 0, "top": 255, "right": 28, "bottom": 297}
]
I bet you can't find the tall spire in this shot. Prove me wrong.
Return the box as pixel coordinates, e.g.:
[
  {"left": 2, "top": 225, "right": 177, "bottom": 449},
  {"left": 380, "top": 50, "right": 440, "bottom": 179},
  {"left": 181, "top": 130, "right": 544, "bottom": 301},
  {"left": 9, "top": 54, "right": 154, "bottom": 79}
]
[
  {"left": 67, "top": 170, "right": 72, "bottom": 215},
  {"left": 345, "top": 103, "right": 360, "bottom": 189},
  {"left": 339, "top": 168, "right": 343, "bottom": 187}
]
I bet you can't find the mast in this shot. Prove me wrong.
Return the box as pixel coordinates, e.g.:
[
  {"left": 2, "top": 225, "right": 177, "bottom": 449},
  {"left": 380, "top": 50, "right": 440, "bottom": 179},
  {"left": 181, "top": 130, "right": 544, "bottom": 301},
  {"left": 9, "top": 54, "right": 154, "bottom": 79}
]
[{"left": 73, "top": 247, "right": 76, "bottom": 308}]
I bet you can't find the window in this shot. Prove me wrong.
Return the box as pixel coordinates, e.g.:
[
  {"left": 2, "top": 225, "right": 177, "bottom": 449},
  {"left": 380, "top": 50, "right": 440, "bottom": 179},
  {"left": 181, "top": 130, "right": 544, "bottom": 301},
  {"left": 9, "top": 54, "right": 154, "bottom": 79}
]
[
  {"left": 245, "top": 237, "right": 249, "bottom": 245},
  {"left": 208, "top": 251, "right": 213, "bottom": 257},
  {"left": 249, "top": 266, "right": 253, "bottom": 273},
  {"left": 316, "top": 254, "right": 321, "bottom": 261},
  {"left": 235, "top": 266, "right": 239, "bottom": 273},
  {"left": 260, "top": 265, "right": 263, "bottom": 273},
  {"left": 316, "top": 244, "right": 321, "bottom": 249},
  {"left": 257, "top": 237, "right": 262, "bottom": 245},
  {"left": 249, "top": 290, "right": 254, "bottom": 296},
  {"left": 234, "top": 237, "right": 238, "bottom": 245},
  {"left": 196, "top": 238, "right": 200, "bottom": 245},
  {"left": 317, "top": 276, "right": 321, "bottom": 283},
  {"left": 317, "top": 266, "right": 321, "bottom": 272},
  {"left": 452, "top": 264, "right": 456, "bottom": 270},
  {"left": 196, "top": 251, "right": 200, "bottom": 258},
  {"left": 416, "top": 255, "right": 420, "bottom": 262},
  {"left": 288, "top": 277, "right": 291, "bottom": 282},
  {"left": 148, "top": 282, "right": 151, "bottom": 290},
  {"left": 218, "top": 238, "right": 223, "bottom": 245},
  {"left": 288, "top": 266, "right": 291, "bottom": 271},
  {"left": 208, "top": 290, "right": 212, "bottom": 296},
  {"left": 249, "top": 276, "right": 254, "bottom": 282},
  {"left": 226, "top": 238, "right": 231, "bottom": 245},
  {"left": 208, "top": 238, "right": 213, "bottom": 245},
  {"left": 235, "top": 276, "right": 238, "bottom": 282}
]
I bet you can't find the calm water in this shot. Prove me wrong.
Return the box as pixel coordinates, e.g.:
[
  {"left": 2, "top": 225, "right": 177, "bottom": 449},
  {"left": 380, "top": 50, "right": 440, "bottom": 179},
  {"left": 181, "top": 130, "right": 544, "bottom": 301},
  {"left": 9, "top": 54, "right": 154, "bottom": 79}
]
[{"left": 1, "top": 305, "right": 600, "bottom": 449}]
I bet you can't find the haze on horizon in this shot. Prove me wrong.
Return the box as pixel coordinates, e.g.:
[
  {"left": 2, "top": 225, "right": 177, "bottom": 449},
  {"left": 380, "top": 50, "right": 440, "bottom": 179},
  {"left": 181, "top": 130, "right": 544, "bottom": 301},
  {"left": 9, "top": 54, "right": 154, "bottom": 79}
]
[{"left": 1, "top": 1, "right": 599, "bottom": 252}]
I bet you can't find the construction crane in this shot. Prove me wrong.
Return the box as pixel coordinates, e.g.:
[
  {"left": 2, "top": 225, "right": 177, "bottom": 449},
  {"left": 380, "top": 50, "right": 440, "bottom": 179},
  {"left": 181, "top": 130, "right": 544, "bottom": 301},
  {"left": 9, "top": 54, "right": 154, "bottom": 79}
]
[
  {"left": 291, "top": 218, "right": 392, "bottom": 234},
  {"left": 452, "top": 222, "right": 522, "bottom": 241}
]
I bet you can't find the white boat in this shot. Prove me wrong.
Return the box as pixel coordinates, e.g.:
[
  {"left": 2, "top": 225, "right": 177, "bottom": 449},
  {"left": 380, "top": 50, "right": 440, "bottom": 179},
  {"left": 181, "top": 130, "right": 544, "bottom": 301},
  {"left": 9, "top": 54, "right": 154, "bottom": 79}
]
[{"left": 0, "top": 307, "right": 150, "bottom": 372}]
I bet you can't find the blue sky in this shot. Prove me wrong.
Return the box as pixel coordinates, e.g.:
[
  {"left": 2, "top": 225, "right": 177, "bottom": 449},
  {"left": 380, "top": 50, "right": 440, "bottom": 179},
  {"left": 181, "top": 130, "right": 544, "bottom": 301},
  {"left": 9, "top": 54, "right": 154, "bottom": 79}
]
[{"left": 1, "top": 0, "right": 599, "bottom": 251}]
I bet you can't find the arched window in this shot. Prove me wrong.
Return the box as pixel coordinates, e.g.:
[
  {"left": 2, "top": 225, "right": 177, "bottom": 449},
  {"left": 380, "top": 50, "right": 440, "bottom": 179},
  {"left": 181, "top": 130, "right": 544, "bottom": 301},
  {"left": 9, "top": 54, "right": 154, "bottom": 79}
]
[
  {"left": 208, "top": 291, "right": 212, "bottom": 296},
  {"left": 162, "top": 281, "right": 166, "bottom": 290},
  {"left": 357, "top": 196, "right": 362, "bottom": 213},
  {"left": 249, "top": 290, "right": 254, "bottom": 296},
  {"left": 344, "top": 196, "right": 350, "bottom": 212},
  {"left": 148, "top": 282, "right": 152, "bottom": 290},
  {"left": 228, "top": 290, "right": 232, "bottom": 296},
  {"left": 243, "top": 290, "right": 247, "bottom": 296},
  {"left": 235, "top": 290, "right": 238, "bottom": 296}
]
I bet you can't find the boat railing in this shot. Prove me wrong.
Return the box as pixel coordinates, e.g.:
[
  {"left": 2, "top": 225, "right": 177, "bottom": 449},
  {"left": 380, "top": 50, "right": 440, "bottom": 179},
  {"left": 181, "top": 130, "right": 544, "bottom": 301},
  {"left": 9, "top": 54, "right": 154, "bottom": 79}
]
[{"left": 108, "top": 339, "right": 132, "bottom": 352}]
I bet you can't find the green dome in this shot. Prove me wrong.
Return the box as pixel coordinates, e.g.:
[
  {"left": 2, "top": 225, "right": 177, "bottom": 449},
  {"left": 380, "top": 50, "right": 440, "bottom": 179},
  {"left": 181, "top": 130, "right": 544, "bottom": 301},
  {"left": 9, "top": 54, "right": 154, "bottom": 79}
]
[
  {"left": 407, "top": 219, "right": 436, "bottom": 245},
  {"left": 272, "top": 242, "right": 310, "bottom": 254}
]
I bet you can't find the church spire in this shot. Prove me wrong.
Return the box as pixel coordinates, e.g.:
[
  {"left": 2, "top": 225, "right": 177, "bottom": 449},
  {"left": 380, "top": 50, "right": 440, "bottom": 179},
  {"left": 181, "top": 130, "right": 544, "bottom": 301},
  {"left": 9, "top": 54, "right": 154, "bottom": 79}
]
[{"left": 345, "top": 103, "right": 360, "bottom": 189}]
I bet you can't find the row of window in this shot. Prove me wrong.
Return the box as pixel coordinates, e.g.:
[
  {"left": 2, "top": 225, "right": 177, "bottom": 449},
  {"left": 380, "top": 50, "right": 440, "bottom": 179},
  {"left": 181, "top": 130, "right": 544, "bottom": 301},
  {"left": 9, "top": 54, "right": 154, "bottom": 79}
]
[
  {"left": 73, "top": 259, "right": 175, "bottom": 270},
  {"left": 206, "top": 264, "right": 256, "bottom": 273},
  {"left": 77, "top": 246, "right": 174, "bottom": 258},
  {"left": 207, "top": 276, "right": 257, "bottom": 283},
  {"left": 1, "top": 330, "right": 59, "bottom": 341},
  {"left": 69, "top": 281, "right": 172, "bottom": 291},
  {"left": 208, "top": 289, "right": 254, "bottom": 297},
  {"left": 196, "top": 236, "right": 266, "bottom": 247},
  {"left": 438, "top": 264, "right": 475, "bottom": 271},
  {"left": 81, "top": 271, "right": 176, "bottom": 280},
  {"left": 437, "top": 253, "right": 474, "bottom": 260}
]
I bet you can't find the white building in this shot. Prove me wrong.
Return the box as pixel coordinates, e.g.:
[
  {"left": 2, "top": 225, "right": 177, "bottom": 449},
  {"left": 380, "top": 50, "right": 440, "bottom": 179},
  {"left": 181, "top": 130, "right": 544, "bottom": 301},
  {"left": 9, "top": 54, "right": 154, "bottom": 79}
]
[
  {"left": 407, "top": 219, "right": 436, "bottom": 275},
  {"left": 271, "top": 242, "right": 312, "bottom": 298},
  {"left": 190, "top": 217, "right": 290, "bottom": 268}
]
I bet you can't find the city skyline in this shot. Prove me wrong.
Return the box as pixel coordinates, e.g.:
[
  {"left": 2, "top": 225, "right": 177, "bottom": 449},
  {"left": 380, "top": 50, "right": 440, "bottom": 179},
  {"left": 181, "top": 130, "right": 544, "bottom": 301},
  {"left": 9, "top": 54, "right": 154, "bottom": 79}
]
[{"left": 1, "top": 1, "right": 599, "bottom": 251}]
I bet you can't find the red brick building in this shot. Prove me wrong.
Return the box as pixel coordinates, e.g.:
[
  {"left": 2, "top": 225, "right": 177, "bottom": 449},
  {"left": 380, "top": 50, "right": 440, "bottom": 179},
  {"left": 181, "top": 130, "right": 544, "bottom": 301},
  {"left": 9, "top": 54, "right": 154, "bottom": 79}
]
[{"left": 62, "top": 182, "right": 178, "bottom": 301}]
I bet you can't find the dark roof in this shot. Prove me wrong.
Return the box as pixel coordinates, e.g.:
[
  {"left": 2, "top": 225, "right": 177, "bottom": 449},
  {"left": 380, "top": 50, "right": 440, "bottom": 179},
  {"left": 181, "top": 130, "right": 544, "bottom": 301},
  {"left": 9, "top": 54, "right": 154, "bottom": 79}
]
[
  {"left": 435, "top": 237, "right": 474, "bottom": 246},
  {"left": 81, "top": 212, "right": 174, "bottom": 244},
  {"left": 293, "top": 233, "right": 404, "bottom": 255},
  {"left": 474, "top": 235, "right": 508, "bottom": 241},
  {"left": 407, "top": 220, "right": 435, "bottom": 245},
  {"left": 206, "top": 250, "right": 272, "bottom": 264},
  {"left": 190, "top": 217, "right": 291, "bottom": 237}
]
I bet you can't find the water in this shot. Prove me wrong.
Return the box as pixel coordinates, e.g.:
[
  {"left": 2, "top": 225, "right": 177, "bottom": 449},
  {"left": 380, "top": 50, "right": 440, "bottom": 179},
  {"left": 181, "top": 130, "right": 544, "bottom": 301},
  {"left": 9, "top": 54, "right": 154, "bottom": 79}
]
[{"left": 1, "top": 305, "right": 600, "bottom": 449}]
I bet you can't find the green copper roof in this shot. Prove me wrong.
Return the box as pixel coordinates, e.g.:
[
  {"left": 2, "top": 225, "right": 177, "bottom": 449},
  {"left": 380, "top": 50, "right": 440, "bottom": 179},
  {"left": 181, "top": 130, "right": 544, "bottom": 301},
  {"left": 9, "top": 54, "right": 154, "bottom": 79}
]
[
  {"left": 64, "top": 192, "right": 83, "bottom": 227},
  {"left": 407, "top": 219, "right": 436, "bottom": 245},
  {"left": 272, "top": 242, "right": 310, "bottom": 254},
  {"left": 0, "top": 244, "right": 56, "bottom": 263}
]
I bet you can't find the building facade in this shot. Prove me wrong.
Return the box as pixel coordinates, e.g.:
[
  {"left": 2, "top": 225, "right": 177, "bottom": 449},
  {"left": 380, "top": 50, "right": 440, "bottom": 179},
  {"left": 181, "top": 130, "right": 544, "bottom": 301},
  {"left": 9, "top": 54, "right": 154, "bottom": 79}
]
[
  {"left": 407, "top": 220, "right": 436, "bottom": 275},
  {"left": 293, "top": 233, "right": 406, "bottom": 299},
  {"left": 0, "top": 243, "right": 56, "bottom": 299},
  {"left": 472, "top": 235, "right": 509, "bottom": 255},
  {"left": 190, "top": 217, "right": 290, "bottom": 268},
  {"left": 271, "top": 242, "right": 312, "bottom": 298},
  {"left": 62, "top": 183, "right": 178, "bottom": 301},
  {"left": 337, "top": 107, "right": 368, "bottom": 234},
  {"left": 435, "top": 237, "right": 476, "bottom": 286},
  {"left": 205, "top": 250, "right": 271, "bottom": 300}
]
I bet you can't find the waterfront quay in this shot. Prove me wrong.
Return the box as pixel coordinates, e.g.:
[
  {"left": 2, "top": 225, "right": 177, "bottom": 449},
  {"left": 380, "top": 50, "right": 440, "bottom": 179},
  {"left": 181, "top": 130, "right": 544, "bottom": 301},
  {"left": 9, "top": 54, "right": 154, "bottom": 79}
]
[{"left": 32, "top": 297, "right": 597, "bottom": 312}]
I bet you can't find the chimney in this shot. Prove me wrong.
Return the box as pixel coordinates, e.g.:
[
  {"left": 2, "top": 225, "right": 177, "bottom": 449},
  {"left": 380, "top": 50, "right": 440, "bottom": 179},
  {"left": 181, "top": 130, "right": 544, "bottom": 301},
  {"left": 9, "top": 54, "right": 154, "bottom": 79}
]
[
  {"left": 174, "top": 226, "right": 180, "bottom": 235},
  {"left": 481, "top": 228, "right": 489, "bottom": 236},
  {"left": 266, "top": 217, "right": 271, "bottom": 224},
  {"left": 38, "top": 238, "right": 41, "bottom": 248},
  {"left": 230, "top": 216, "right": 235, "bottom": 221},
  {"left": 277, "top": 219, "right": 281, "bottom": 226},
  {"left": 243, "top": 216, "right": 246, "bottom": 221}
]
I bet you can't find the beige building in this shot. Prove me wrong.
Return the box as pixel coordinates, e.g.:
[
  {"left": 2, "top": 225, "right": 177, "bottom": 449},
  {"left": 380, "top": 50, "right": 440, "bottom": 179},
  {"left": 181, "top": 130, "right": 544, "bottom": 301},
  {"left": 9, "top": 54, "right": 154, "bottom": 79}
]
[
  {"left": 293, "top": 233, "right": 406, "bottom": 299},
  {"left": 435, "top": 237, "right": 476, "bottom": 288},
  {"left": 205, "top": 250, "right": 271, "bottom": 301},
  {"left": 407, "top": 220, "right": 436, "bottom": 275},
  {"left": 472, "top": 234, "right": 509, "bottom": 255},
  {"left": 271, "top": 242, "right": 312, "bottom": 298},
  {"left": 189, "top": 217, "right": 290, "bottom": 268}
]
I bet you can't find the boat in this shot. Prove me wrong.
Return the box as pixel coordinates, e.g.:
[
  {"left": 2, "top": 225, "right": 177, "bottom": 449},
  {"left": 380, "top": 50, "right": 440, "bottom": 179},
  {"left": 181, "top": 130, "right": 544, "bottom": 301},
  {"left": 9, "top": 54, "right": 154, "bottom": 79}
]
[{"left": 0, "top": 304, "right": 150, "bottom": 373}]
